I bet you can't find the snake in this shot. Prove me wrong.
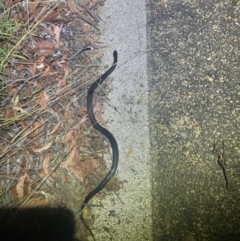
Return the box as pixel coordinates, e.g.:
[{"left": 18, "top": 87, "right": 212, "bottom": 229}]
[{"left": 80, "top": 50, "right": 119, "bottom": 240}]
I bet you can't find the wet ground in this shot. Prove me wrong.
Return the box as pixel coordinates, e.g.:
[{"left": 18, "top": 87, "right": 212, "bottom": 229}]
[{"left": 148, "top": 0, "right": 240, "bottom": 240}]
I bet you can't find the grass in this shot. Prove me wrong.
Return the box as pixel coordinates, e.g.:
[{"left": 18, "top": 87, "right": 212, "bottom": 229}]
[
  {"left": 0, "top": 1, "right": 61, "bottom": 124},
  {"left": 0, "top": 7, "right": 23, "bottom": 77},
  {"left": 0, "top": 0, "right": 62, "bottom": 179}
]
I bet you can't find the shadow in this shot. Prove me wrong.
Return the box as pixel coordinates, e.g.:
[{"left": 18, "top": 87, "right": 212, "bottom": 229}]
[{"left": 0, "top": 206, "right": 77, "bottom": 241}]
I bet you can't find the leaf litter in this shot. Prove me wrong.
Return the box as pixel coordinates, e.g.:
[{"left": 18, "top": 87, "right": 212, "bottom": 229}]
[{"left": 0, "top": 0, "right": 120, "bottom": 240}]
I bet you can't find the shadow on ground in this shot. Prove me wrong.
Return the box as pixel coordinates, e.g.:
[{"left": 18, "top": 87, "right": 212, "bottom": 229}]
[{"left": 0, "top": 206, "right": 76, "bottom": 241}]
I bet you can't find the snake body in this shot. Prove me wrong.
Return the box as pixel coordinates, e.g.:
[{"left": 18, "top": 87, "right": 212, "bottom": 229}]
[{"left": 80, "top": 51, "right": 119, "bottom": 240}]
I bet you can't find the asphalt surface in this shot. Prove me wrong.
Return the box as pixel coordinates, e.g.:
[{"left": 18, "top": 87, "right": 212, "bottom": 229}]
[{"left": 148, "top": 0, "right": 240, "bottom": 240}]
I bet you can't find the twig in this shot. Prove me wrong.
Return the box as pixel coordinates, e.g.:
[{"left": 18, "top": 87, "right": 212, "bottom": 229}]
[
  {"left": 68, "top": 44, "right": 92, "bottom": 61},
  {"left": 77, "top": 11, "right": 99, "bottom": 30},
  {"left": 1, "top": 72, "right": 44, "bottom": 92},
  {"left": 213, "top": 141, "right": 229, "bottom": 190},
  {"left": 79, "top": 3, "right": 100, "bottom": 22}
]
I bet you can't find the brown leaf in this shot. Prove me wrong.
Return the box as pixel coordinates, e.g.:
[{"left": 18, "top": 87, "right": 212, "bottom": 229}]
[
  {"left": 79, "top": 115, "right": 88, "bottom": 125},
  {"left": 32, "top": 142, "right": 52, "bottom": 153},
  {"left": 29, "top": 2, "right": 39, "bottom": 15},
  {"left": 51, "top": 23, "right": 63, "bottom": 43},
  {"left": 12, "top": 96, "right": 27, "bottom": 114},
  {"left": 59, "top": 65, "right": 69, "bottom": 86},
  {"left": 61, "top": 130, "right": 74, "bottom": 144},
  {"left": 42, "top": 153, "right": 52, "bottom": 176},
  {"left": 28, "top": 120, "right": 42, "bottom": 138},
  {"left": 63, "top": 103, "right": 73, "bottom": 121},
  {"left": 68, "top": 165, "right": 84, "bottom": 183},
  {"left": 62, "top": 145, "right": 78, "bottom": 168},
  {"left": 78, "top": 158, "right": 98, "bottom": 176},
  {"left": 67, "top": 0, "right": 79, "bottom": 13},
  {"left": 38, "top": 90, "right": 49, "bottom": 108},
  {"left": 3, "top": 106, "right": 16, "bottom": 119},
  {"left": 95, "top": 103, "right": 106, "bottom": 126},
  {"left": 16, "top": 173, "right": 27, "bottom": 200},
  {"left": 36, "top": 40, "right": 55, "bottom": 50},
  {"left": 49, "top": 122, "right": 61, "bottom": 136},
  {"left": 45, "top": 7, "right": 63, "bottom": 21}
]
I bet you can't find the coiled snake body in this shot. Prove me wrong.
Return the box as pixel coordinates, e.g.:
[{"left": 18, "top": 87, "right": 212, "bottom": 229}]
[{"left": 80, "top": 51, "right": 119, "bottom": 240}]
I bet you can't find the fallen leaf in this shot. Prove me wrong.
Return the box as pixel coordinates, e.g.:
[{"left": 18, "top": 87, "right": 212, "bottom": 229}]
[
  {"left": 29, "top": 2, "right": 38, "bottom": 15},
  {"left": 32, "top": 142, "right": 52, "bottom": 153},
  {"left": 61, "top": 130, "right": 74, "bottom": 143},
  {"left": 49, "top": 122, "right": 61, "bottom": 135},
  {"left": 42, "top": 153, "right": 52, "bottom": 175},
  {"left": 59, "top": 65, "right": 69, "bottom": 86},
  {"left": 38, "top": 90, "right": 49, "bottom": 108},
  {"left": 36, "top": 39, "right": 55, "bottom": 50},
  {"left": 63, "top": 103, "right": 71, "bottom": 121},
  {"left": 79, "top": 107, "right": 87, "bottom": 115},
  {"left": 3, "top": 106, "right": 16, "bottom": 119},
  {"left": 16, "top": 173, "right": 27, "bottom": 200},
  {"left": 62, "top": 145, "right": 77, "bottom": 168},
  {"left": 95, "top": 102, "right": 106, "bottom": 126},
  {"left": 77, "top": 158, "right": 98, "bottom": 177},
  {"left": 91, "top": 158, "right": 99, "bottom": 170},
  {"left": 67, "top": 0, "right": 79, "bottom": 13},
  {"left": 79, "top": 102, "right": 103, "bottom": 125},
  {"left": 68, "top": 165, "right": 84, "bottom": 183},
  {"left": 51, "top": 23, "right": 63, "bottom": 43},
  {"left": 45, "top": 7, "right": 63, "bottom": 21},
  {"left": 79, "top": 115, "right": 88, "bottom": 124},
  {"left": 28, "top": 120, "right": 42, "bottom": 138},
  {"left": 12, "top": 96, "right": 27, "bottom": 114}
]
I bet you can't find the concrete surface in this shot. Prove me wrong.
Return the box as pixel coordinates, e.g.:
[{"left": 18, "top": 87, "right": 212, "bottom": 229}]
[{"left": 89, "top": 0, "right": 152, "bottom": 240}]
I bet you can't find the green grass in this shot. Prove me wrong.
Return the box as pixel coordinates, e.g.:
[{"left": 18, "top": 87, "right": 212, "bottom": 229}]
[{"left": 0, "top": 10, "right": 22, "bottom": 76}]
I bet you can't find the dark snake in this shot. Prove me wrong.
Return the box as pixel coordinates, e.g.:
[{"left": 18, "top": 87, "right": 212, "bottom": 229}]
[{"left": 80, "top": 51, "right": 119, "bottom": 240}]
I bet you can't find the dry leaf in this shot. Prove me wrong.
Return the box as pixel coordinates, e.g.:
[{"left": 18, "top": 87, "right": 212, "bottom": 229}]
[
  {"left": 62, "top": 145, "right": 77, "bottom": 168},
  {"left": 49, "top": 122, "right": 61, "bottom": 135},
  {"left": 28, "top": 120, "right": 42, "bottom": 138},
  {"left": 33, "top": 142, "right": 52, "bottom": 153},
  {"left": 68, "top": 165, "right": 84, "bottom": 183},
  {"left": 67, "top": 0, "right": 79, "bottom": 13},
  {"left": 78, "top": 158, "right": 98, "bottom": 175},
  {"left": 12, "top": 96, "right": 27, "bottom": 114},
  {"left": 36, "top": 39, "right": 55, "bottom": 50},
  {"left": 79, "top": 115, "right": 88, "bottom": 124},
  {"left": 42, "top": 153, "right": 52, "bottom": 175},
  {"left": 91, "top": 158, "right": 99, "bottom": 170},
  {"left": 45, "top": 7, "right": 63, "bottom": 21},
  {"left": 61, "top": 130, "right": 74, "bottom": 143},
  {"left": 38, "top": 90, "right": 49, "bottom": 108},
  {"left": 79, "top": 102, "right": 103, "bottom": 125},
  {"left": 79, "top": 107, "right": 87, "bottom": 115},
  {"left": 51, "top": 23, "right": 63, "bottom": 43},
  {"left": 95, "top": 103, "right": 106, "bottom": 126},
  {"left": 29, "top": 2, "right": 38, "bottom": 15},
  {"left": 63, "top": 103, "right": 71, "bottom": 121},
  {"left": 3, "top": 106, "right": 15, "bottom": 119},
  {"left": 16, "top": 173, "right": 27, "bottom": 200},
  {"left": 60, "top": 65, "right": 69, "bottom": 86}
]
